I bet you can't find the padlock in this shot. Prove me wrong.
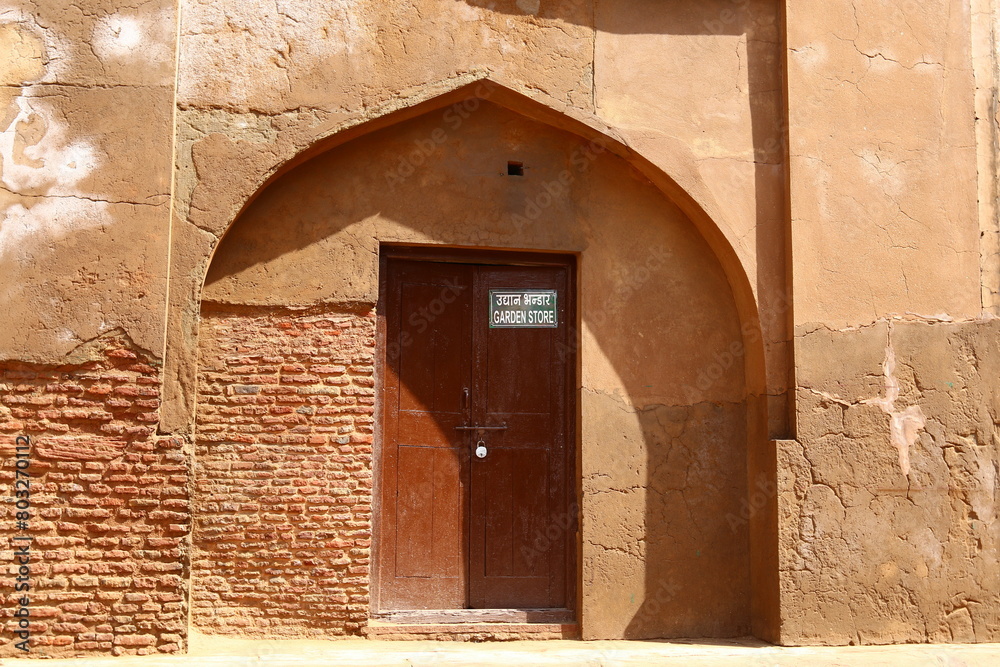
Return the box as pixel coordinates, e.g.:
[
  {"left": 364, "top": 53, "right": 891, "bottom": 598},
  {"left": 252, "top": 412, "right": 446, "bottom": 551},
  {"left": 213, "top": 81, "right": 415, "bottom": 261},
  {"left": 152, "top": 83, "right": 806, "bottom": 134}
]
[{"left": 475, "top": 440, "right": 488, "bottom": 459}]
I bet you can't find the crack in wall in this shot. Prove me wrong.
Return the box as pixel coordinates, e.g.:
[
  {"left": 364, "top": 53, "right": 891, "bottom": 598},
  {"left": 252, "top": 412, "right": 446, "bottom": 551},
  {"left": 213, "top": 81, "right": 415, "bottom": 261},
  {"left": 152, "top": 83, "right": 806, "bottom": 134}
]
[
  {"left": 797, "top": 311, "right": 998, "bottom": 337},
  {"left": 786, "top": 313, "right": 1000, "bottom": 644}
]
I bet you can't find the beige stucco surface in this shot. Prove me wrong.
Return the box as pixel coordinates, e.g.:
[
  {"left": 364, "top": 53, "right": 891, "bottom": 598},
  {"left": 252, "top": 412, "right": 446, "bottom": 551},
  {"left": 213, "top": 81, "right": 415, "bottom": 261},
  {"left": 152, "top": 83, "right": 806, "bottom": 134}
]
[
  {"left": 0, "top": 1, "right": 176, "bottom": 361},
  {"left": 787, "top": 0, "right": 981, "bottom": 326},
  {"left": 782, "top": 0, "right": 1000, "bottom": 645},
  {"left": 0, "top": 0, "right": 998, "bottom": 653},
  {"left": 200, "top": 102, "right": 752, "bottom": 639}
]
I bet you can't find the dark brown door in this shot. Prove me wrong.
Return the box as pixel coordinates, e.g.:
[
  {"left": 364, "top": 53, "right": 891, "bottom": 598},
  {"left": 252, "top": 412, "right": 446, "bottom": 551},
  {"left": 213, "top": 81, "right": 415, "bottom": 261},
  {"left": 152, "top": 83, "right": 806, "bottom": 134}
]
[{"left": 378, "top": 252, "right": 574, "bottom": 611}]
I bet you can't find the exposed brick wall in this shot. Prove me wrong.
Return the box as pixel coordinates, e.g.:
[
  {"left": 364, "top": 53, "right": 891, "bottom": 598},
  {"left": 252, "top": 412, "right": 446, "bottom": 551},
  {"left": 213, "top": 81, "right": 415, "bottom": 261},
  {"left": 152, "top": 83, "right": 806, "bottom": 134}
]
[
  {"left": 0, "top": 336, "right": 189, "bottom": 657},
  {"left": 192, "top": 305, "right": 375, "bottom": 637}
]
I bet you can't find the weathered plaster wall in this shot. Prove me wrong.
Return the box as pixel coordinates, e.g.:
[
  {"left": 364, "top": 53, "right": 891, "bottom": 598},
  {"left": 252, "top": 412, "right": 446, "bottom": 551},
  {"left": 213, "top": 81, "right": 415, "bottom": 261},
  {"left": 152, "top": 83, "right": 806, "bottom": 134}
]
[
  {"left": 163, "top": 0, "right": 788, "bottom": 438},
  {"left": 0, "top": 1, "right": 176, "bottom": 361},
  {"left": 783, "top": 319, "right": 1000, "bottom": 643},
  {"left": 785, "top": 0, "right": 1000, "bottom": 646},
  {"left": 198, "top": 102, "right": 752, "bottom": 639},
  {"left": 593, "top": 0, "right": 791, "bottom": 433},
  {"left": 787, "top": 0, "right": 980, "bottom": 325},
  {"left": 1, "top": 0, "right": 777, "bottom": 649},
  {"left": 177, "top": 0, "right": 593, "bottom": 115},
  {"left": 1, "top": 0, "right": 994, "bottom": 651}
]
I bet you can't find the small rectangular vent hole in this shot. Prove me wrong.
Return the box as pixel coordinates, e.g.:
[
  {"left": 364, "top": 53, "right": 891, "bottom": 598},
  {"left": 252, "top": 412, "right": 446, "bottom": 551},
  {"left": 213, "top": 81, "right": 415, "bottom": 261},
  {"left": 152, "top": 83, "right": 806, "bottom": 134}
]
[{"left": 507, "top": 161, "right": 524, "bottom": 176}]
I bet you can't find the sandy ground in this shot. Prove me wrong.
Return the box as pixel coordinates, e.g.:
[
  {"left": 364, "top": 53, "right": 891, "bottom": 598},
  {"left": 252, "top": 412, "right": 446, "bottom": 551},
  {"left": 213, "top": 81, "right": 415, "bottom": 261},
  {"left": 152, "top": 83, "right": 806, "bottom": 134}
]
[{"left": 6, "top": 634, "right": 1000, "bottom": 666}]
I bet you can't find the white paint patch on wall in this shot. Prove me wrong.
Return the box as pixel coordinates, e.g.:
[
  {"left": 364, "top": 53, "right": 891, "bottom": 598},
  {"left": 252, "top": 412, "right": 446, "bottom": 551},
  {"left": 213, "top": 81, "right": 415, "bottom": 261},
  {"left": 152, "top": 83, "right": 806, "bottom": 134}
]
[
  {"left": 910, "top": 526, "right": 944, "bottom": 570},
  {"left": 970, "top": 448, "right": 997, "bottom": 527},
  {"left": 453, "top": 1, "right": 483, "bottom": 22},
  {"left": 864, "top": 325, "right": 926, "bottom": 477},
  {"left": 91, "top": 10, "right": 175, "bottom": 80},
  {"left": 1, "top": 96, "right": 99, "bottom": 193},
  {"left": 93, "top": 14, "right": 144, "bottom": 57},
  {"left": 855, "top": 147, "right": 905, "bottom": 199},
  {"left": 0, "top": 7, "right": 74, "bottom": 83},
  {"left": 0, "top": 96, "right": 110, "bottom": 258},
  {"left": 790, "top": 41, "right": 828, "bottom": 70},
  {"left": 0, "top": 16, "right": 109, "bottom": 261},
  {"left": 0, "top": 197, "right": 110, "bottom": 261}
]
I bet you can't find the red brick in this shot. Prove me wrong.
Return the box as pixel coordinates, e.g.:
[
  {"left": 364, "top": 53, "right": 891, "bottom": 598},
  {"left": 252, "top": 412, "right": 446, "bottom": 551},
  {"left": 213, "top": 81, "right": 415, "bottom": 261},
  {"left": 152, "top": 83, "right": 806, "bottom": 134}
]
[
  {"left": 114, "top": 634, "right": 157, "bottom": 647},
  {"left": 191, "top": 309, "right": 374, "bottom": 636}
]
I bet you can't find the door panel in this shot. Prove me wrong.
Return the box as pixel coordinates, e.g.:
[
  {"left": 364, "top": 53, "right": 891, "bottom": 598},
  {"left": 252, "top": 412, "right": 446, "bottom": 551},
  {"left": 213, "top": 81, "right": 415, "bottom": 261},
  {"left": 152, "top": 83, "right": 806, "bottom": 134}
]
[
  {"left": 398, "top": 282, "right": 468, "bottom": 419},
  {"left": 481, "top": 447, "right": 549, "bottom": 578},
  {"left": 485, "top": 329, "right": 552, "bottom": 413},
  {"left": 380, "top": 261, "right": 472, "bottom": 610},
  {"left": 379, "top": 253, "right": 574, "bottom": 612},
  {"left": 470, "top": 265, "right": 569, "bottom": 609},
  {"left": 395, "top": 446, "right": 464, "bottom": 578}
]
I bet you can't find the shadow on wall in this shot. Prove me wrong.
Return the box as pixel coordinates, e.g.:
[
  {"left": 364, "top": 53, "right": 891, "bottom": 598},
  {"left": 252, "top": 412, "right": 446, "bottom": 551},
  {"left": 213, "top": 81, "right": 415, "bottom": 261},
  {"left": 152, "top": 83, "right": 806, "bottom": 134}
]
[
  {"left": 498, "top": 0, "right": 785, "bottom": 638},
  {"left": 196, "top": 0, "right": 787, "bottom": 634},
  {"left": 206, "top": 2, "right": 790, "bottom": 642},
  {"left": 463, "top": 0, "right": 791, "bottom": 428},
  {"left": 199, "top": 92, "right": 757, "bottom": 639},
  {"left": 459, "top": 0, "right": 762, "bottom": 37}
]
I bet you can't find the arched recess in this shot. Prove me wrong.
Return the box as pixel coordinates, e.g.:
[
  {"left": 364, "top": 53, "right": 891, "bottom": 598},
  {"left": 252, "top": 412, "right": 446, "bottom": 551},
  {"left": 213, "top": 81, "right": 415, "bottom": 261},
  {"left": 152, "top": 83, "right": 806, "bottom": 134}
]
[{"left": 175, "top": 81, "right": 778, "bottom": 641}]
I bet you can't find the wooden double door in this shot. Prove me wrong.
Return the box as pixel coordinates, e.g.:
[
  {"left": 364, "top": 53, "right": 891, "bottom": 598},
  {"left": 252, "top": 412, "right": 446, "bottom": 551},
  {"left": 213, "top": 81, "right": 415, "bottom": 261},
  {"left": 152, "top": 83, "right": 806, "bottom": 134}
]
[{"left": 377, "top": 249, "right": 575, "bottom": 612}]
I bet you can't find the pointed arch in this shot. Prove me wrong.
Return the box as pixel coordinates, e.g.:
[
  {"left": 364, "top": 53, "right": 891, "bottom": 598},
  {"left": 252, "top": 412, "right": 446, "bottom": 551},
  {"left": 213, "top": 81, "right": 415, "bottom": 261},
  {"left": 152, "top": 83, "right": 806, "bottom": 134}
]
[{"left": 164, "top": 76, "right": 777, "bottom": 640}]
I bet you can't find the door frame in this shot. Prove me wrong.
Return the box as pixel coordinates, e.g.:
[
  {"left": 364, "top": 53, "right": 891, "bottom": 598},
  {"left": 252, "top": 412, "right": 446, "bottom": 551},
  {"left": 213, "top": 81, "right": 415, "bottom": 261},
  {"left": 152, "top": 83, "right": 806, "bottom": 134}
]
[{"left": 371, "top": 243, "right": 579, "bottom": 622}]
